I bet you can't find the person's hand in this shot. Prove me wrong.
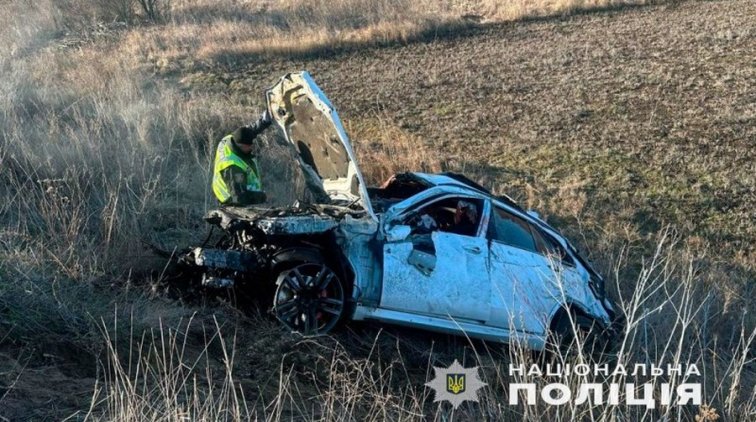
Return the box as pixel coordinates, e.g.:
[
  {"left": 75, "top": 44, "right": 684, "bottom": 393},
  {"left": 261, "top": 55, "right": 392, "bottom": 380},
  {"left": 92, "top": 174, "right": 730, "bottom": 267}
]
[
  {"left": 260, "top": 109, "right": 271, "bottom": 124},
  {"left": 246, "top": 109, "right": 273, "bottom": 131},
  {"left": 419, "top": 214, "right": 438, "bottom": 231}
]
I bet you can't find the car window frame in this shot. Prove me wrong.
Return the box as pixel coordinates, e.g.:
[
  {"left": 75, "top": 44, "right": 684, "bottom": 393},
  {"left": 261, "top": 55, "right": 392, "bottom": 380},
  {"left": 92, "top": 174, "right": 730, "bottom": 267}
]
[
  {"left": 391, "top": 192, "right": 490, "bottom": 239},
  {"left": 486, "top": 204, "right": 577, "bottom": 267},
  {"left": 486, "top": 205, "right": 540, "bottom": 253},
  {"left": 531, "top": 226, "right": 576, "bottom": 267}
]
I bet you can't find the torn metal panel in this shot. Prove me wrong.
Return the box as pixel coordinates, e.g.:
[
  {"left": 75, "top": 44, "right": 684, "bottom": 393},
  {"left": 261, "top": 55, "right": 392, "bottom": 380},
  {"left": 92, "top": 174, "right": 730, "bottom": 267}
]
[
  {"left": 206, "top": 203, "right": 365, "bottom": 233},
  {"left": 335, "top": 214, "right": 380, "bottom": 304},
  {"left": 191, "top": 248, "right": 258, "bottom": 272},
  {"left": 256, "top": 215, "right": 339, "bottom": 235},
  {"left": 202, "top": 275, "right": 235, "bottom": 288}
]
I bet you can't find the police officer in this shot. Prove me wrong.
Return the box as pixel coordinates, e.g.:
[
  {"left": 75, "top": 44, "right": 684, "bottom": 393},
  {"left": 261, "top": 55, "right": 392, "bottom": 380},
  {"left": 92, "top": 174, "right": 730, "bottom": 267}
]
[{"left": 212, "top": 111, "right": 273, "bottom": 206}]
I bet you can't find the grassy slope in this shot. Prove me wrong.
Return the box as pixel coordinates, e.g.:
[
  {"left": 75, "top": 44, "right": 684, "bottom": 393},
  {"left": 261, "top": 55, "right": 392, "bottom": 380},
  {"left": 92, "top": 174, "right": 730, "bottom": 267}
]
[{"left": 0, "top": 0, "right": 753, "bottom": 420}]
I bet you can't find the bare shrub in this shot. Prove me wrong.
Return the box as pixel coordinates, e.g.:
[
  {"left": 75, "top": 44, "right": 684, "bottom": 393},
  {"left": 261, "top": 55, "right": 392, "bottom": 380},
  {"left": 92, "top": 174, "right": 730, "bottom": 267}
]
[
  {"left": 137, "top": 0, "right": 172, "bottom": 22},
  {"left": 0, "top": 46, "right": 242, "bottom": 277},
  {"left": 96, "top": 0, "right": 137, "bottom": 22}
]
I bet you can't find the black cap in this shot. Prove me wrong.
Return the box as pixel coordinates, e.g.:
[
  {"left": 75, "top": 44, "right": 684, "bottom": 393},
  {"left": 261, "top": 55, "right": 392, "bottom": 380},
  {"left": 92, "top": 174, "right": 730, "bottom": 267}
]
[{"left": 232, "top": 127, "right": 257, "bottom": 145}]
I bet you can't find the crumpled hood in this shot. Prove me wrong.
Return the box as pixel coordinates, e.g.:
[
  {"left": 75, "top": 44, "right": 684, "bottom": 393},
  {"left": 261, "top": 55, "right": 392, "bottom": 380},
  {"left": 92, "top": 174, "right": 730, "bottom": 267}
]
[{"left": 265, "top": 72, "right": 376, "bottom": 220}]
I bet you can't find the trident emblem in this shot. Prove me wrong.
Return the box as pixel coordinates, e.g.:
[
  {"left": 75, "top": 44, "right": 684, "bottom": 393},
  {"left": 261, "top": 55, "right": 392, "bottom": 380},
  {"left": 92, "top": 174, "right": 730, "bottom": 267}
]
[{"left": 447, "top": 374, "right": 466, "bottom": 395}]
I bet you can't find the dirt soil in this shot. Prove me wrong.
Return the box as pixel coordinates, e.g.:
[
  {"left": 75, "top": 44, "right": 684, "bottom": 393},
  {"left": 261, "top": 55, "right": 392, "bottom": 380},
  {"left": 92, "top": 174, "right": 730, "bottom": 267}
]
[
  {"left": 186, "top": 0, "right": 754, "bottom": 265},
  {"left": 151, "top": 0, "right": 756, "bottom": 414}
]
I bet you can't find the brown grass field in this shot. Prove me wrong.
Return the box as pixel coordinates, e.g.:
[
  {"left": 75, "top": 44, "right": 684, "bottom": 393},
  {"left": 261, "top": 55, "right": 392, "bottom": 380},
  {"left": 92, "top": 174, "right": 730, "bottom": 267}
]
[{"left": 0, "top": 0, "right": 753, "bottom": 420}]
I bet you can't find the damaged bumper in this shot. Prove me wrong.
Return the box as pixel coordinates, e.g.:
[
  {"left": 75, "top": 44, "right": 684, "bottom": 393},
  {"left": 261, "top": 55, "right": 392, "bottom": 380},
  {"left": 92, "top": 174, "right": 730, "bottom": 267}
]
[
  {"left": 189, "top": 247, "right": 259, "bottom": 273},
  {"left": 181, "top": 247, "right": 262, "bottom": 288}
]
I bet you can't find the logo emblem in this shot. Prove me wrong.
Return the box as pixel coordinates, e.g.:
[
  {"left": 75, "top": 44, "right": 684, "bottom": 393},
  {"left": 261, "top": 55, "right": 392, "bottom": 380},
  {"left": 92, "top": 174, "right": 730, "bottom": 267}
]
[
  {"left": 426, "top": 360, "right": 487, "bottom": 408},
  {"left": 447, "top": 374, "right": 466, "bottom": 394}
]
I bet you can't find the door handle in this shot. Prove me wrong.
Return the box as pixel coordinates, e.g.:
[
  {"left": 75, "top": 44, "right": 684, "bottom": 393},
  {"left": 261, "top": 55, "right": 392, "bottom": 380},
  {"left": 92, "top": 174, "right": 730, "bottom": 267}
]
[{"left": 464, "top": 246, "right": 482, "bottom": 254}]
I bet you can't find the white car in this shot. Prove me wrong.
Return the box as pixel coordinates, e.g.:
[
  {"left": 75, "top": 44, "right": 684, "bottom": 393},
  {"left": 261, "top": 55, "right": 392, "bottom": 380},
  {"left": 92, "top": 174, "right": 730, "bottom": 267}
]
[{"left": 180, "top": 72, "right": 619, "bottom": 351}]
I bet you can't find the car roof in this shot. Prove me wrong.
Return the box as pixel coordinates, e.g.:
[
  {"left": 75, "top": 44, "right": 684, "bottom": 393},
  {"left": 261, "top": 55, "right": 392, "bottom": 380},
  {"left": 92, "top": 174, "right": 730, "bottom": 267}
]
[
  {"left": 411, "top": 172, "right": 524, "bottom": 211},
  {"left": 408, "top": 173, "right": 597, "bottom": 274}
]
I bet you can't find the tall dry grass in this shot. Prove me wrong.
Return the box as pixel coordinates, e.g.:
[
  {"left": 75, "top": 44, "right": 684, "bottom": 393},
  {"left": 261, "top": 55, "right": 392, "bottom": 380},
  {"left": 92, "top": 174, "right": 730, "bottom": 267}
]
[
  {"left": 85, "top": 233, "right": 755, "bottom": 420},
  {"left": 0, "top": 0, "right": 752, "bottom": 420},
  {"left": 113, "top": 0, "right": 650, "bottom": 68},
  {"left": 1, "top": 3, "right": 267, "bottom": 416},
  {"left": 348, "top": 117, "right": 445, "bottom": 184},
  {"left": 84, "top": 314, "right": 251, "bottom": 421}
]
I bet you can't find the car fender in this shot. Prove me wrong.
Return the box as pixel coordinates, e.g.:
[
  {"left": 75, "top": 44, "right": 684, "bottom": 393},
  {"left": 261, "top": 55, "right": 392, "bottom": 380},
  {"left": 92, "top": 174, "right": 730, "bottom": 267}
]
[
  {"left": 270, "top": 246, "right": 356, "bottom": 300},
  {"left": 270, "top": 247, "right": 326, "bottom": 276},
  {"left": 548, "top": 298, "right": 611, "bottom": 332}
]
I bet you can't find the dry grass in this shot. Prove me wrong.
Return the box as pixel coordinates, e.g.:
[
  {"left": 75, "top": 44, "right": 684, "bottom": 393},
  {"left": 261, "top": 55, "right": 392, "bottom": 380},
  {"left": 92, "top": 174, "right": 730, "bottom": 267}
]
[
  {"left": 84, "top": 314, "right": 251, "bottom": 421},
  {"left": 111, "top": 0, "right": 650, "bottom": 68},
  {"left": 478, "top": 0, "right": 647, "bottom": 20},
  {"left": 85, "top": 233, "right": 755, "bottom": 420},
  {"left": 348, "top": 117, "right": 445, "bottom": 184},
  {"left": 0, "top": 0, "right": 753, "bottom": 420}
]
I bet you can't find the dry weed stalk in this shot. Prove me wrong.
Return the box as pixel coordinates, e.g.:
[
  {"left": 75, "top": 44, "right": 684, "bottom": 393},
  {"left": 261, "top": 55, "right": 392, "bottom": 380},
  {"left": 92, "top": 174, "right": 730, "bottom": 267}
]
[{"left": 84, "top": 233, "right": 754, "bottom": 420}]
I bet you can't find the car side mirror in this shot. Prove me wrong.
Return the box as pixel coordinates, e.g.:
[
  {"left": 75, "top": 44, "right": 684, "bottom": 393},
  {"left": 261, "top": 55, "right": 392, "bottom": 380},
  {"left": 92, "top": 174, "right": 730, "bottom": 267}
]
[
  {"left": 386, "top": 224, "right": 412, "bottom": 242},
  {"left": 526, "top": 209, "right": 541, "bottom": 220}
]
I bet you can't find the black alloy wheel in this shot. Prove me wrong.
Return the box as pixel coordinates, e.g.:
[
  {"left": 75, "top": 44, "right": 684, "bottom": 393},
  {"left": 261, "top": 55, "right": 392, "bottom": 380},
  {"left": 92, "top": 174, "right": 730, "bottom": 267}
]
[{"left": 273, "top": 263, "right": 345, "bottom": 336}]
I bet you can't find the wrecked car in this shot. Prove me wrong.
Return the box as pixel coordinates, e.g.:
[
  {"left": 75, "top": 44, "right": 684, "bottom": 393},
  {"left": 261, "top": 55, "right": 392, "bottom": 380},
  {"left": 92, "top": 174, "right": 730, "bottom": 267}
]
[{"left": 179, "top": 72, "right": 618, "bottom": 351}]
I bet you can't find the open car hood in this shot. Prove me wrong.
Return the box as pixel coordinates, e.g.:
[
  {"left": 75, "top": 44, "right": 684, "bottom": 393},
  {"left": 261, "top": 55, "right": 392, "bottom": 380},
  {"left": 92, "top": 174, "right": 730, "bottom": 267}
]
[{"left": 266, "top": 72, "right": 376, "bottom": 220}]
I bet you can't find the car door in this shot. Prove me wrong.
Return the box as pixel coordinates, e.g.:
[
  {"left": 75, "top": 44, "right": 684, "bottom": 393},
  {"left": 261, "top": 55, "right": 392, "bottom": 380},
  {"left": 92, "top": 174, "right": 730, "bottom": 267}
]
[
  {"left": 487, "top": 206, "right": 560, "bottom": 335},
  {"left": 528, "top": 228, "right": 590, "bottom": 312},
  {"left": 380, "top": 196, "right": 492, "bottom": 322}
]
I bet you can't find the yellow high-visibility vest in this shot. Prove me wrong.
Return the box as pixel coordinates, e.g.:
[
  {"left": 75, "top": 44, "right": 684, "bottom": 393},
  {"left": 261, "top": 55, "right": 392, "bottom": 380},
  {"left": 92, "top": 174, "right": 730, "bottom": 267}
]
[{"left": 212, "top": 135, "right": 261, "bottom": 203}]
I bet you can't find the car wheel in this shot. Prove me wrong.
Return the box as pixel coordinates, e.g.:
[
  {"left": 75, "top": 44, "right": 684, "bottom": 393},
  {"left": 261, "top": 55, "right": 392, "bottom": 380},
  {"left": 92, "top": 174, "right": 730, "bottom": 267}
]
[
  {"left": 549, "top": 313, "right": 608, "bottom": 360},
  {"left": 273, "top": 262, "right": 345, "bottom": 336}
]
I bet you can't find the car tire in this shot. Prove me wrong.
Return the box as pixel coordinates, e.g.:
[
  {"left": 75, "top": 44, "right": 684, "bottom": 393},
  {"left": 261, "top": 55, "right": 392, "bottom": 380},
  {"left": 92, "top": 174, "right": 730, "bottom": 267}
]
[
  {"left": 272, "top": 262, "right": 346, "bottom": 336},
  {"left": 548, "top": 312, "right": 609, "bottom": 361}
]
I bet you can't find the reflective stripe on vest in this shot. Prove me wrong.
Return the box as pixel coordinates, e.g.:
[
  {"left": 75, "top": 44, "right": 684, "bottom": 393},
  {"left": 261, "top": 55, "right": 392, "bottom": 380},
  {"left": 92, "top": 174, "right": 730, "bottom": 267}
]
[{"left": 212, "top": 135, "right": 262, "bottom": 203}]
